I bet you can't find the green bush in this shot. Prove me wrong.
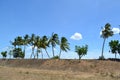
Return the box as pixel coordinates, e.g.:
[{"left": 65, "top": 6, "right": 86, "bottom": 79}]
[
  {"left": 51, "top": 55, "right": 60, "bottom": 59},
  {"left": 1, "top": 51, "right": 7, "bottom": 59},
  {"left": 13, "top": 48, "right": 25, "bottom": 58}
]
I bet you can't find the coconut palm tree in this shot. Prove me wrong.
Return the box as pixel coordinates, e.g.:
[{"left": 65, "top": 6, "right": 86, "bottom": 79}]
[
  {"left": 41, "top": 35, "right": 50, "bottom": 58},
  {"left": 100, "top": 23, "right": 113, "bottom": 59},
  {"left": 48, "top": 33, "right": 59, "bottom": 57},
  {"left": 11, "top": 36, "right": 25, "bottom": 58},
  {"left": 15, "top": 36, "right": 23, "bottom": 48},
  {"left": 11, "top": 38, "right": 17, "bottom": 48},
  {"left": 23, "top": 34, "right": 30, "bottom": 55},
  {"left": 34, "top": 36, "right": 41, "bottom": 59},
  {"left": 29, "top": 34, "right": 36, "bottom": 59},
  {"left": 59, "top": 37, "right": 70, "bottom": 59}
]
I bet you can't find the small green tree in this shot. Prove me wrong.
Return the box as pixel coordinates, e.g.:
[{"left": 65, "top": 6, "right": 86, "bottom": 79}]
[
  {"left": 75, "top": 45, "right": 88, "bottom": 61},
  {"left": 1, "top": 51, "right": 7, "bottom": 59},
  {"left": 13, "top": 48, "right": 24, "bottom": 58},
  {"left": 109, "top": 40, "right": 120, "bottom": 59}
]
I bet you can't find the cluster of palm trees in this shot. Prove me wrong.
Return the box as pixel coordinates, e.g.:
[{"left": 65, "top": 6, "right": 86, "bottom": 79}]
[
  {"left": 10, "top": 33, "right": 70, "bottom": 59},
  {"left": 1, "top": 23, "right": 120, "bottom": 60}
]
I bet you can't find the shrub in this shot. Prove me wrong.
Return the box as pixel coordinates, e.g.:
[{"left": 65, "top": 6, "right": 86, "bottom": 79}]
[
  {"left": 1, "top": 51, "right": 7, "bottom": 59},
  {"left": 51, "top": 55, "right": 60, "bottom": 59}
]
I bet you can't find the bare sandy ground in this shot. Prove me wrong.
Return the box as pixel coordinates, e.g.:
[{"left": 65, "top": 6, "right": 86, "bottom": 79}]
[{"left": 0, "top": 59, "right": 120, "bottom": 80}]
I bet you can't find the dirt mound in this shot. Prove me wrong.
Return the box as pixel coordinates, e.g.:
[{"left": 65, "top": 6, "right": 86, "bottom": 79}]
[{"left": 0, "top": 59, "right": 120, "bottom": 73}]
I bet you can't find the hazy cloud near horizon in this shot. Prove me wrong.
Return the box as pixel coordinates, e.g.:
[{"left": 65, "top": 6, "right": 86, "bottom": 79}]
[{"left": 70, "top": 32, "right": 82, "bottom": 40}]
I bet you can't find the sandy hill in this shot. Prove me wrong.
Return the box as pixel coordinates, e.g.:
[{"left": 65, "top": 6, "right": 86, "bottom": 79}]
[
  {"left": 0, "top": 59, "right": 120, "bottom": 73},
  {"left": 0, "top": 59, "right": 120, "bottom": 80}
]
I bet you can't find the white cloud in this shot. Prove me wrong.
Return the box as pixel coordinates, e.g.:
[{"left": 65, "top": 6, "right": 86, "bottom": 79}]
[
  {"left": 112, "top": 28, "right": 120, "bottom": 34},
  {"left": 70, "top": 32, "right": 82, "bottom": 40}
]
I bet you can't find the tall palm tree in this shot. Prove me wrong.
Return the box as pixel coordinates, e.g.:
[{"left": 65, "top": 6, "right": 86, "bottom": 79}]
[
  {"left": 35, "top": 36, "right": 41, "bottom": 59},
  {"left": 48, "top": 33, "right": 59, "bottom": 57},
  {"left": 15, "top": 36, "right": 23, "bottom": 48},
  {"left": 59, "top": 37, "right": 70, "bottom": 59},
  {"left": 11, "top": 36, "right": 24, "bottom": 58},
  {"left": 29, "top": 34, "right": 36, "bottom": 59},
  {"left": 23, "top": 34, "right": 30, "bottom": 55},
  {"left": 41, "top": 35, "right": 50, "bottom": 58},
  {"left": 101, "top": 23, "right": 113, "bottom": 59},
  {"left": 12, "top": 38, "right": 17, "bottom": 48}
]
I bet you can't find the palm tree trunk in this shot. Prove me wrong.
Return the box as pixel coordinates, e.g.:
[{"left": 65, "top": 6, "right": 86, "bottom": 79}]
[
  {"left": 36, "top": 48, "right": 39, "bottom": 59},
  {"left": 35, "top": 48, "right": 39, "bottom": 59},
  {"left": 59, "top": 49, "right": 62, "bottom": 59},
  {"left": 24, "top": 45, "right": 26, "bottom": 57},
  {"left": 115, "top": 53, "right": 117, "bottom": 59},
  {"left": 30, "top": 47, "right": 35, "bottom": 59},
  {"left": 79, "top": 55, "right": 81, "bottom": 62},
  {"left": 24, "top": 46, "right": 26, "bottom": 56},
  {"left": 52, "top": 46, "right": 54, "bottom": 57},
  {"left": 101, "top": 38, "right": 106, "bottom": 58},
  {"left": 45, "top": 49, "right": 50, "bottom": 58}
]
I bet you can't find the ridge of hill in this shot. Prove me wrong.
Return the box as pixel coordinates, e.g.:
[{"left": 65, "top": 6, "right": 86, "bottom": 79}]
[
  {"left": 0, "top": 59, "right": 120, "bottom": 80},
  {"left": 0, "top": 59, "right": 120, "bottom": 73}
]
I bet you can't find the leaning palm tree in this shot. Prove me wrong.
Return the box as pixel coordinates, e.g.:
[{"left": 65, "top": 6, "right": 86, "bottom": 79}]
[
  {"left": 11, "top": 38, "right": 17, "bottom": 48},
  {"left": 100, "top": 23, "right": 113, "bottom": 59},
  {"left": 48, "top": 33, "right": 59, "bottom": 57},
  {"left": 15, "top": 36, "right": 23, "bottom": 48},
  {"left": 29, "top": 34, "right": 36, "bottom": 59},
  {"left": 41, "top": 35, "right": 50, "bottom": 58},
  {"left": 23, "top": 34, "right": 30, "bottom": 55},
  {"left": 11, "top": 36, "right": 24, "bottom": 56},
  {"left": 34, "top": 36, "right": 42, "bottom": 59},
  {"left": 59, "top": 37, "right": 70, "bottom": 59}
]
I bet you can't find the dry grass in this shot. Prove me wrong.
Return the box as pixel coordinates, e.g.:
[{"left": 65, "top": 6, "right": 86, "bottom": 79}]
[
  {"left": 0, "top": 66, "right": 91, "bottom": 80},
  {"left": 0, "top": 59, "right": 120, "bottom": 80}
]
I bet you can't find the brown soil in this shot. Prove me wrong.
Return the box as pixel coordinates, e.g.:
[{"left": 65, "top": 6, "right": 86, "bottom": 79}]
[
  {"left": 0, "top": 59, "right": 120, "bottom": 80},
  {"left": 0, "top": 59, "right": 120, "bottom": 73}
]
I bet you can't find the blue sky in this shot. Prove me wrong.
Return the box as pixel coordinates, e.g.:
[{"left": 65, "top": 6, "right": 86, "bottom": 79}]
[{"left": 0, "top": 0, "right": 120, "bottom": 59}]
